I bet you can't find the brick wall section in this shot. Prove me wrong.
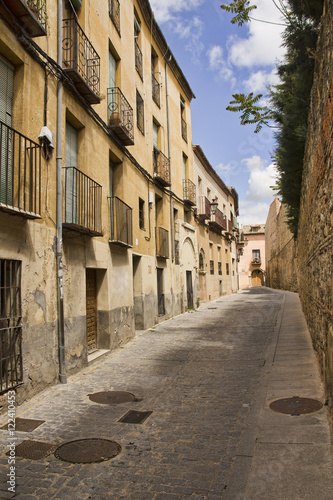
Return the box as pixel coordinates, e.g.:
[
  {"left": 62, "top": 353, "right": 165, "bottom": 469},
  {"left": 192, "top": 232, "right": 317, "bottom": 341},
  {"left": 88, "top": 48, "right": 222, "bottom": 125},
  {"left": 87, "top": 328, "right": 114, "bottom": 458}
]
[
  {"left": 265, "top": 199, "right": 298, "bottom": 292},
  {"left": 297, "top": 0, "right": 333, "bottom": 409}
]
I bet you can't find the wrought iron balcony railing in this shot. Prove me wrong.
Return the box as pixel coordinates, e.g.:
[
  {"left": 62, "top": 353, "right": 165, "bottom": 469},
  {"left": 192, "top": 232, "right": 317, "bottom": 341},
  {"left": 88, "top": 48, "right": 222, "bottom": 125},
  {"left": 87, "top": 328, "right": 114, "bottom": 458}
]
[
  {"left": 109, "top": 196, "right": 133, "bottom": 248},
  {"left": 156, "top": 227, "right": 169, "bottom": 259},
  {"left": 183, "top": 179, "right": 196, "bottom": 206},
  {"left": 63, "top": 167, "right": 102, "bottom": 236},
  {"left": 108, "top": 88, "right": 134, "bottom": 146},
  {"left": 62, "top": 18, "right": 100, "bottom": 104},
  {"left": 2, "top": 0, "right": 47, "bottom": 37},
  {"left": 153, "top": 149, "right": 170, "bottom": 187},
  {"left": 251, "top": 258, "right": 261, "bottom": 265},
  {"left": 197, "top": 196, "right": 211, "bottom": 220},
  {"left": 135, "top": 39, "right": 143, "bottom": 80},
  {"left": 209, "top": 208, "right": 227, "bottom": 232},
  {"left": 109, "top": 0, "right": 120, "bottom": 35},
  {"left": 152, "top": 73, "right": 160, "bottom": 107},
  {"left": 181, "top": 117, "right": 187, "bottom": 142},
  {"left": 0, "top": 121, "right": 41, "bottom": 218}
]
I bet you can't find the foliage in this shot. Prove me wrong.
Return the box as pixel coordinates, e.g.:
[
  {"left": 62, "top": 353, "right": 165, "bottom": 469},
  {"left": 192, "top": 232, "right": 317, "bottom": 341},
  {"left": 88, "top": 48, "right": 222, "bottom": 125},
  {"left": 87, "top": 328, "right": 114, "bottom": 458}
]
[
  {"left": 220, "top": 1, "right": 257, "bottom": 26},
  {"left": 222, "top": 0, "right": 323, "bottom": 236}
]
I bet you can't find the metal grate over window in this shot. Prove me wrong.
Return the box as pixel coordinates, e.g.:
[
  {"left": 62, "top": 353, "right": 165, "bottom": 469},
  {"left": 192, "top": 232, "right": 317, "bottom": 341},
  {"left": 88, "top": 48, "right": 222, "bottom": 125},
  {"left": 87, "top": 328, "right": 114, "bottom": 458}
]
[{"left": 0, "top": 259, "right": 22, "bottom": 393}]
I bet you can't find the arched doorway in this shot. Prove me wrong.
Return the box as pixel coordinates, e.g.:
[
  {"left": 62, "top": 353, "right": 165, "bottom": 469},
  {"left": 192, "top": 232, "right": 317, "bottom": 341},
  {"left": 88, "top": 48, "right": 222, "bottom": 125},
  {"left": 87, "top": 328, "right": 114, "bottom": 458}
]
[{"left": 251, "top": 269, "right": 264, "bottom": 286}]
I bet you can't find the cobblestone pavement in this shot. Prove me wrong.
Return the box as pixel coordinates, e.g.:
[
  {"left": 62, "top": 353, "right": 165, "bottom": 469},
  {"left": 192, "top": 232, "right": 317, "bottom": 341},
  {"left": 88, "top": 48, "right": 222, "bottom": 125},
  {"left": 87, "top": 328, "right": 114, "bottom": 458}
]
[{"left": 0, "top": 288, "right": 331, "bottom": 499}]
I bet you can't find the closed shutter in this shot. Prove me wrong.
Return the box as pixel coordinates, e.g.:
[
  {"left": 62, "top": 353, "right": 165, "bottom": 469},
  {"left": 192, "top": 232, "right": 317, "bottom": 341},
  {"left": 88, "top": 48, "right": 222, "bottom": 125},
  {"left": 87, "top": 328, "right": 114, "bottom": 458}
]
[
  {"left": 108, "top": 51, "right": 117, "bottom": 121},
  {"left": 65, "top": 122, "right": 78, "bottom": 223},
  {"left": 0, "top": 56, "right": 14, "bottom": 205},
  {"left": 153, "top": 122, "right": 158, "bottom": 150}
]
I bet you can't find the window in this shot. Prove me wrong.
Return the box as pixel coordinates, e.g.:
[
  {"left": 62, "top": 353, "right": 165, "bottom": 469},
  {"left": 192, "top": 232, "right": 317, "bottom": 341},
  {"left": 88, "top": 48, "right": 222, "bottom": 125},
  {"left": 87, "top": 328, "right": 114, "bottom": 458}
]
[
  {"left": 134, "top": 11, "right": 143, "bottom": 80},
  {"left": 207, "top": 188, "right": 211, "bottom": 202},
  {"left": 0, "top": 259, "right": 22, "bottom": 393},
  {"left": 139, "top": 198, "right": 145, "bottom": 230},
  {"left": 210, "top": 260, "right": 214, "bottom": 275},
  {"left": 218, "top": 262, "right": 222, "bottom": 275},
  {"left": 199, "top": 250, "right": 205, "bottom": 273},
  {"left": 65, "top": 122, "right": 78, "bottom": 224},
  {"left": 180, "top": 96, "right": 187, "bottom": 142},
  {"left": 226, "top": 263, "right": 230, "bottom": 275},
  {"left": 252, "top": 250, "right": 260, "bottom": 262},
  {"left": 109, "top": 0, "right": 120, "bottom": 35},
  {"left": 153, "top": 120, "right": 160, "bottom": 150},
  {"left": 136, "top": 90, "right": 144, "bottom": 134},
  {"left": 151, "top": 47, "right": 160, "bottom": 107},
  {"left": 251, "top": 226, "right": 259, "bottom": 232}
]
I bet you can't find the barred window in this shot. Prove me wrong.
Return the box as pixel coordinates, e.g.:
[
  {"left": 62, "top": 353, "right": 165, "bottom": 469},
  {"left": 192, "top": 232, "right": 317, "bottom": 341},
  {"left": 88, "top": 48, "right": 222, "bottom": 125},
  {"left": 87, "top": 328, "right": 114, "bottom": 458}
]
[{"left": 0, "top": 259, "right": 22, "bottom": 393}]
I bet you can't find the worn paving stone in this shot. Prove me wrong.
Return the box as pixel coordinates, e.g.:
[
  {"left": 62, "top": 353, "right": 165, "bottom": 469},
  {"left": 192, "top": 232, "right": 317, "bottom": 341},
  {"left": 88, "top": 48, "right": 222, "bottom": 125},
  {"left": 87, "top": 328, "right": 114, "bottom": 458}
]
[{"left": 0, "top": 289, "right": 331, "bottom": 499}]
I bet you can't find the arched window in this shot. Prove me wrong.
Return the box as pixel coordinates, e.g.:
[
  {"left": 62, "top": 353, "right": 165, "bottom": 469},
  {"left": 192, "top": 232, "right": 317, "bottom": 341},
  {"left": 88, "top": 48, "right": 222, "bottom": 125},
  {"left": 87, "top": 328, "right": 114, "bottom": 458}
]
[{"left": 199, "top": 250, "right": 205, "bottom": 273}]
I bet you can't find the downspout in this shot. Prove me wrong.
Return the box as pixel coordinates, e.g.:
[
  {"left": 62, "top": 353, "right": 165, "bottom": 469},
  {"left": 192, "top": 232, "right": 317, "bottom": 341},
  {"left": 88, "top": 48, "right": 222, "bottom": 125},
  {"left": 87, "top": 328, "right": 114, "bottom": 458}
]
[
  {"left": 165, "top": 55, "right": 174, "bottom": 262},
  {"left": 56, "top": 0, "right": 66, "bottom": 383}
]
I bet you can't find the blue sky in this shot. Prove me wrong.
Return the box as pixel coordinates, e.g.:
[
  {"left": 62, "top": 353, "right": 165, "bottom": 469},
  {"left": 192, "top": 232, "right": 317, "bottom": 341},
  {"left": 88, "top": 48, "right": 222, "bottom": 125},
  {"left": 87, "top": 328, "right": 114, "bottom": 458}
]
[{"left": 149, "top": 0, "right": 286, "bottom": 225}]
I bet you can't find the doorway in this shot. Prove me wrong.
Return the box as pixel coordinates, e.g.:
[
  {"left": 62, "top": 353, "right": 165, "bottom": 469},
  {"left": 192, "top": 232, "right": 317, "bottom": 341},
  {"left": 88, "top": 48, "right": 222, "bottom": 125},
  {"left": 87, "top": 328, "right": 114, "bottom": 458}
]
[
  {"left": 133, "top": 255, "right": 143, "bottom": 329},
  {"left": 86, "top": 269, "right": 97, "bottom": 353},
  {"left": 186, "top": 270, "right": 193, "bottom": 309},
  {"left": 157, "top": 268, "right": 165, "bottom": 316},
  {"left": 251, "top": 269, "right": 264, "bottom": 286}
]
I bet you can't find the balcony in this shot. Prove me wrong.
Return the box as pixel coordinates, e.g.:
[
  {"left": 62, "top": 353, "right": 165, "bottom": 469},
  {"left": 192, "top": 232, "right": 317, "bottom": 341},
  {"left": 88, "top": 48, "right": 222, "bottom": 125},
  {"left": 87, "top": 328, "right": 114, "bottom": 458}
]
[
  {"left": 62, "top": 18, "right": 100, "bottom": 105},
  {"left": 183, "top": 179, "right": 196, "bottom": 206},
  {"left": 181, "top": 117, "right": 187, "bottom": 142},
  {"left": 152, "top": 73, "right": 160, "bottom": 107},
  {"left": 251, "top": 258, "right": 261, "bottom": 266},
  {"left": 209, "top": 208, "right": 227, "bottom": 232},
  {"left": 197, "top": 196, "right": 211, "bottom": 220},
  {"left": 0, "top": 121, "right": 41, "bottom": 219},
  {"left": 108, "top": 88, "right": 134, "bottom": 146},
  {"left": 109, "top": 196, "right": 133, "bottom": 248},
  {"left": 3, "top": 0, "right": 47, "bottom": 37},
  {"left": 63, "top": 167, "right": 102, "bottom": 236},
  {"left": 224, "top": 219, "right": 234, "bottom": 235},
  {"left": 156, "top": 227, "right": 169, "bottom": 259},
  {"left": 153, "top": 149, "right": 171, "bottom": 187},
  {"left": 135, "top": 39, "right": 143, "bottom": 80},
  {"left": 109, "top": 0, "right": 120, "bottom": 35}
]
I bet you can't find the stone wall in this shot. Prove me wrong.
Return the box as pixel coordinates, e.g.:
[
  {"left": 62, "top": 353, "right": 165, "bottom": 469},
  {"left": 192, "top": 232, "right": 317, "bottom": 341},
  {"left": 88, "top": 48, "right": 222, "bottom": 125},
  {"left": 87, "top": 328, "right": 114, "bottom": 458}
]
[
  {"left": 297, "top": 0, "right": 333, "bottom": 411},
  {"left": 265, "top": 199, "right": 299, "bottom": 293}
]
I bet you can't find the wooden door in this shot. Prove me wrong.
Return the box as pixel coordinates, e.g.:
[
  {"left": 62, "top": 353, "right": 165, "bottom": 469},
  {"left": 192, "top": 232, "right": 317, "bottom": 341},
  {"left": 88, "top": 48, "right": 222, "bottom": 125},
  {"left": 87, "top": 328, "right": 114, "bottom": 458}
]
[
  {"left": 252, "top": 270, "right": 263, "bottom": 286},
  {"left": 86, "top": 269, "right": 97, "bottom": 353}
]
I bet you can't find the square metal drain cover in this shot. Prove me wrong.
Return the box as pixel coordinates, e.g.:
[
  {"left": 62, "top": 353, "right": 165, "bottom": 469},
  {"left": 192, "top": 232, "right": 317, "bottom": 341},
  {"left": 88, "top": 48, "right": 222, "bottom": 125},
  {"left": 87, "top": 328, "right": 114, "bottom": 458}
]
[
  {"left": 118, "top": 410, "right": 152, "bottom": 424},
  {"left": 1, "top": 418, "right": 45, "bottom": 432},
  {"left": 8, "top": 440, "right": 56, "bottom": 460}
]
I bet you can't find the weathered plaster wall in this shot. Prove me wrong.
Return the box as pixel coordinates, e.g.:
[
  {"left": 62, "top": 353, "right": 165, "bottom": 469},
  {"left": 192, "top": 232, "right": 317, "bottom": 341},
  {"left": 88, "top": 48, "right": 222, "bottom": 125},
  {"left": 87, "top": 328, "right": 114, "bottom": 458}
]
[
  {"left": 265, "top": 199, "right": 299, "bottom": 292},
  {"left": 297, "top": 0, "right": 333, "bottom": 411}
]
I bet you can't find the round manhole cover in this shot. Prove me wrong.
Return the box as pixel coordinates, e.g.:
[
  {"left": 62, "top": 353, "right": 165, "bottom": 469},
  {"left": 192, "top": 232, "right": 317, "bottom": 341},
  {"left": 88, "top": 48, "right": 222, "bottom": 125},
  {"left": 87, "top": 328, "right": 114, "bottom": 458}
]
[
  {"left": 88, "top": 391, "right": 137, "bottom": 405},
  {"left": 54, "top": 439, "right": 121, "bottom": 463},
  {"left": 269, "top": 397, "right": 323, "bottom": 415}
]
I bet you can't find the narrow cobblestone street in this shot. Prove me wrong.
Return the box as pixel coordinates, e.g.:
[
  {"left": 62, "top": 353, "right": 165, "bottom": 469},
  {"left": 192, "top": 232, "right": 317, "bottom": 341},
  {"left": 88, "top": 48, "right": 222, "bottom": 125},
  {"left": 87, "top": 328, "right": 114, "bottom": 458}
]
[{"left": 0, "top": 288, "right": 332, "bottom": 499}]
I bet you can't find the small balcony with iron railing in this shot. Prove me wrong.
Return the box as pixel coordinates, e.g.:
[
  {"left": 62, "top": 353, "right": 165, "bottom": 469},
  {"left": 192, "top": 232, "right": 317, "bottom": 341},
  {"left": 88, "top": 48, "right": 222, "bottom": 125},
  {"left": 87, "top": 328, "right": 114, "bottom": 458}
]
[
  {"left": 196, "top": 196, "right": 211, "bottom": 221},
  {"left": 156, "top": 227, "right": 169, "bottom": 259},
  {"left": 181, "top": 117, "right": 187, "bottom": 142},
  {"left": 0, "top": 121, "right": 41, "bottom": 219},
  {"left": 135, "top": 39, "right": 143, "bottom": 80},
  {"left": 251, "top": 257, "right": 261, "bottom": 266},
  {"left": 3, "top": 0, "right": 47, "bottom": 37},
  {"left": 109, "top": 0, "right": 120, "bottom": 35},
  {"left": 152, "top": 73, "right": 160, "bottom": 107},
  {"left": 62, "top": 18, "right": 100, "bottom": 105},
  {"left": 183, "top": 179, "right": 196, "bottom": 206},
  {"left": 109, "top": 196, "right": 133, "bottom": 248},
  {"left": 107, "top": 88, "right": 134, "bottom": 146},
  {"left": 153, "top": 149, "right": 171, "bottom": 187},
  {"left": 63, "top": 167, "right": 102, "bottom": 236},
  {"left": 209, "top": 208, "right": 227, "bottom": 232}
]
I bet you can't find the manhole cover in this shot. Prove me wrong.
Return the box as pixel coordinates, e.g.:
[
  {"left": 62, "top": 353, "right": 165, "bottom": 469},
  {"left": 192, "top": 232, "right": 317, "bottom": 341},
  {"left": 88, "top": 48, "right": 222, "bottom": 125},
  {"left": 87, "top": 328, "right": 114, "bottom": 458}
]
[
  {"left": 54, "top": 438, "right": 121, "bottom": 463},
  {"left": 88, "top": 391, "right": 138, "bottom": 405},
  {"left": 1, "top": 418, "right": 45, "bottom": 432},
  {"left": 269, "top": 397, "right": 323, "bottom": 415},
  {"left": 118, "top": 410, "right": 153, "bottom": 424},
  {"left": 8, "top": 440, "right": 55, "bottom": 460}
]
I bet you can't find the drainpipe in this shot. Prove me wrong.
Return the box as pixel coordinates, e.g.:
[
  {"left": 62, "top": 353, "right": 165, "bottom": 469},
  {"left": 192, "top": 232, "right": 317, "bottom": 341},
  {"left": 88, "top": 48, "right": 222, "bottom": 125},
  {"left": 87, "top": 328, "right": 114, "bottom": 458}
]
[
  {"left": 165, "top": 55, "right": 174, "bottom": 262},
  {"left": 56, "top": 0, "right": 66, "bottom": 384}
]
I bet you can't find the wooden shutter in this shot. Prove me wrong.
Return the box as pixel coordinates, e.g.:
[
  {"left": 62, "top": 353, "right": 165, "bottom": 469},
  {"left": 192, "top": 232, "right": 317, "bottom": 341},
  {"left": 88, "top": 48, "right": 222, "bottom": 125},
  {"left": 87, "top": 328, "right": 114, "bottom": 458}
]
[
  {"left": 65, "top": 122, "right": 78, "bottom": 223},
  {"left": 0, "top": 56, "right": 14, "bottom": 205}
]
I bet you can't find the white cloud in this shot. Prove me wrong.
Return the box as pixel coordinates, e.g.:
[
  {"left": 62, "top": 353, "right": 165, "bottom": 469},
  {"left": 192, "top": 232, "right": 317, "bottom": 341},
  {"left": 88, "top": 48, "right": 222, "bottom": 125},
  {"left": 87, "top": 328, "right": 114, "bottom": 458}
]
[
  {"left": 242, "top": 155, "right": 278, "bottom": 201},
  {"left": 173, "top": 16, "right": 205, "bottom": 63},
  {"left": 207, "top": 45, "right": 236, "bottom": 87},
  {"left": 150, "top": 0, "right": 204, "bottom": 23},
  {"left": 243, "top": 68, "right": 279, "bottom": 93},
  {"left": 227, "top": 0, "right": 285, "bottom": 69},
  {"left": 238, "top": 200, "right": 270, "bottom": 226}
]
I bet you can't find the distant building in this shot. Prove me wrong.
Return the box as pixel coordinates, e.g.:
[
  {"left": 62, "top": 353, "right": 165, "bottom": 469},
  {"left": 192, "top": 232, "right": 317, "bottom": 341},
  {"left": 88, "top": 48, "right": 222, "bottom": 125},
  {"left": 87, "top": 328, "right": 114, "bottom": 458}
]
[{"left": 237, "top": 224, "right": 266, "bottom": 288}]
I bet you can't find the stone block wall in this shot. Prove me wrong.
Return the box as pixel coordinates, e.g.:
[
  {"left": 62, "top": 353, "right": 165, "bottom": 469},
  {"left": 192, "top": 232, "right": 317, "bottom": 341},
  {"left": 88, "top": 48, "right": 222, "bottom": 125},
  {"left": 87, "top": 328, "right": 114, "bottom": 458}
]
[{"left": 297, "top": 0, "right": 333, "bottom": 411}]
